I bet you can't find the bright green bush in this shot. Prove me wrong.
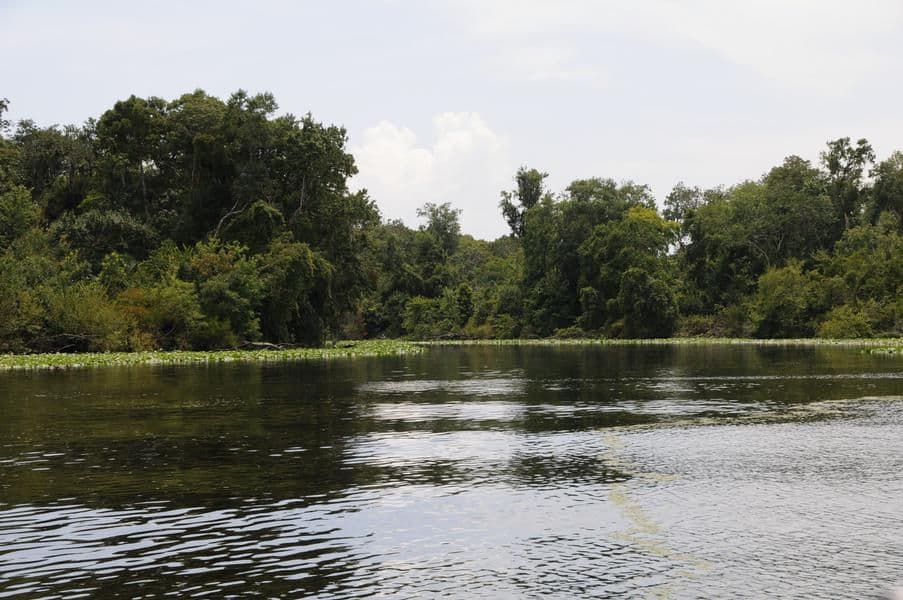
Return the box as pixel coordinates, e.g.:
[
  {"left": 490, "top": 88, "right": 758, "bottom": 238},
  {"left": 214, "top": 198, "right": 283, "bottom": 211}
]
[
  {"left": 117, "top": 280, "right": 203, "bottom": 349},
  {"left": 817, "top": 304, "right": 874, "bottom": 339},
  {"left": 41, "top": 280, "right": 130, "bottom": 352},
  {"left": 750, "top": 261, "right": 818, "bottom": 338}
]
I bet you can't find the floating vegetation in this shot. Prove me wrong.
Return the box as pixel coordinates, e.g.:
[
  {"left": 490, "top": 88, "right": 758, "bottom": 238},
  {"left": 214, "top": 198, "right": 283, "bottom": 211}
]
[
  {"left": 869, "top": 346, "right": 903, "bottom": 356},
  {"left": 0, "top": 340, "right": 422, "bottom": 371},
  {"left": 4, "top": 338, "right": 902, "bottom": 371}
]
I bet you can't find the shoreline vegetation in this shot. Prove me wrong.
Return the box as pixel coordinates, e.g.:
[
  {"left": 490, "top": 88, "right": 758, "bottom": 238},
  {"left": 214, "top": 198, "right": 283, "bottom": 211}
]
[
  {"left": 421, "top": 337, "right": 903, "bottom": 347},
  {"left": 3, "top": 91, "right": 903, "bottom": 354},
  {"left": 2, "top": 337, "right": 902, "bottom": 371},
  {"left": 0, "top": 340, "right": 422, "bottom": 371}
]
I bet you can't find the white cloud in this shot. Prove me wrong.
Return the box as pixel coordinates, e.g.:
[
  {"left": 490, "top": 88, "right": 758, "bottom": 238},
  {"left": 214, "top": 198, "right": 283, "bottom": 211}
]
[
  {"left": 351, "top": 112, "right": 513, "bottom": 239},
  {"left": 445, "top": 0, "right": 903, "bottom": 93},
  {"left": 492, "top": 43, "right": 609, "bottom": 87}
]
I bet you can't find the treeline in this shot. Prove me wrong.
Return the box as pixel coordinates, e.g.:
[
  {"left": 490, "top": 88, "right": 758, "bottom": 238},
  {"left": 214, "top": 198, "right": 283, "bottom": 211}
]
[{"left": 0, "top": 91, "right": 901, "bottom": 352}]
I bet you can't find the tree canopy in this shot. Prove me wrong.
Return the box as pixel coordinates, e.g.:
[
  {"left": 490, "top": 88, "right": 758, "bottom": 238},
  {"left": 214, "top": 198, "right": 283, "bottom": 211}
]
[{"left": 1, "top": 91, "right": 902, "bottom": 351}]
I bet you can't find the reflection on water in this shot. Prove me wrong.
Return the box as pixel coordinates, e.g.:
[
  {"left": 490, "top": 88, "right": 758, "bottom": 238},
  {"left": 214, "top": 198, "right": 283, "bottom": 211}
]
[{"left": 1, "top": 345, "right": 903, "bottom": 598}]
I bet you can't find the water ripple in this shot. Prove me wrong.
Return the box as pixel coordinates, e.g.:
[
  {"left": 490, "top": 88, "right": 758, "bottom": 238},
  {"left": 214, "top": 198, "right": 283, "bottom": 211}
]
[{"left": 2, "top": 346, "right": 903, "bottom": 597}]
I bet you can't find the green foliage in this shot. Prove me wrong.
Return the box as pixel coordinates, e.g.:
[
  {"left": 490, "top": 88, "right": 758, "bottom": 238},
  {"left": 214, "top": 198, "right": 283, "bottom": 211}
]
[
  {"left": 256, "top": 235, "right": 333, "bottom": 345},
  {"left": 551, "top": 325, "right": 592, "bottom": 339},
  {"left": 818, "top": 215, "right": 903, "bottom": 305},
  {"left": 222, "top": 199, "right": 285, "bottom": 252},
  {"left": 402, "top": 288, "right": 467, "bottom": 340},
  {"left": 0, "top": 98, "right": 9, "bottom": 134},
  {"left": 676, "top": 314, "right": 719, "bottom": 337},
  {"left": 0, "top": 90, "right": 384, "bottom": 352},
  {"left": 681, "top": 157, "right": 836, "bottom": 311},
  {"left": 98, "top": 252, "right": 132, "bottom": 296},
  {"left": 817, "top": 304, "right": 875, "bottom": 339},
  {"left": 53, "top": 208, "right": 157, "bottom": 266},
  {"left": 500, "top": 167, "right": 548, "bottom": 237},
  {"left": 579, "top": 207, "right": 678, "bottom": 335},
  {"left": 867, "top": 152, "right": 903, "bottom": 227},
  {"left": 0, "top": 185, "right": 39, "bottom": 248},
  {"left": 618, "top": 268, "right": 679, "bottom": 338},
  {"left": 750, "top": 261, "right": 819, "bottom": 338},
  {"left": 417, "top": 202, "right": 462, "bottom": 255},
  {"left": 2, "top": 93, "right": 902, "bottom": 350},
  {"left": 663, "top": 182, "right": 705, "bottom": 224},
  {"left": 184, "top": 238, "right": 264, "bottom": 343},
  {"left": 41, "top": 280, "right": 130, "bottom": 352},
  {"left": 821, "top": 137, "right": 875, "bottom": 230},
  {"left": 0, "top": 339, "right": 423, "bottom": 371},
  {"left": 116, "top": 280, "right": 204, "bottom": 350}
]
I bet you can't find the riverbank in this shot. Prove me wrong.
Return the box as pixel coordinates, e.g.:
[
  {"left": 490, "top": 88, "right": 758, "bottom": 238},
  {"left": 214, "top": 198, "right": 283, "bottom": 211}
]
[
  {"left": 0, "top": 340, "right": 423, "bottom": 371},
  {"left": 3, "top": 337, "right": 903, "bottom": 370},
  {"left": 418, "top": 337, "right": 903, "bottom": 348}
]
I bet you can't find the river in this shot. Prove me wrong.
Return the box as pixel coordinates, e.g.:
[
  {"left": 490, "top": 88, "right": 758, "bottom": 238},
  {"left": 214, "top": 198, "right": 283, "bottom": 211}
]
[{"left": 1, "top": 344, "right": 902, "bottom": 598}]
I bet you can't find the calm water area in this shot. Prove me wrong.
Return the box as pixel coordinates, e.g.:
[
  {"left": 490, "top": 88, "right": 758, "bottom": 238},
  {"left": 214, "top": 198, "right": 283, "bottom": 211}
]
[{"left": 1, "top": 344, "right": 902, "bottom": 598}]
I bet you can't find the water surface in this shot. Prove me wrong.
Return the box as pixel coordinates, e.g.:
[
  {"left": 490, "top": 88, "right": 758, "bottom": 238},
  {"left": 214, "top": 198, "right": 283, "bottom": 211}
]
[{"left": 1, "top": 345, "right": 902, "bottom": 598}]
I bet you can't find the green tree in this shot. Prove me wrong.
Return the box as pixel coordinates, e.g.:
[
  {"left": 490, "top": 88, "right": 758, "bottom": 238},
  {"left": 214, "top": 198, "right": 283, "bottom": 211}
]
[
  {"left": 681, "top": 157, "right": 835, "bottom": 312},
  {"left": 821, "top": 137, "right": 875, "bottom": 231},
  {"left": 0, "top": 185, "right": 38, "bottom": 249},
  {"left": 750, "top": 260, "right": 819, "bottom": 338},
  {"left": 866, "top": 151, "right": 903, "bottom": 228},
  {"left": 256, "top": 234, "right": 334, "bottom": 345},
  {"left": 579, "top": 207, "right": 678, "bottom": 335},
  {"left": 184, "top": 238, "right": 265, "bottom": 345},
  {"left": 618, "top": 268, "right": 678, "bottom": 338},
  {"left": 500, "top": 167, "right": 548, "bottom": 237},
  {"left": 96, "top": 95, "right": 169, "bottom": 219},
  {"left": 0, "top": 98, "right": 10, "bottom": 134},
  {"left": 417, "top": 202, "right": 462, "bottom": 255}
]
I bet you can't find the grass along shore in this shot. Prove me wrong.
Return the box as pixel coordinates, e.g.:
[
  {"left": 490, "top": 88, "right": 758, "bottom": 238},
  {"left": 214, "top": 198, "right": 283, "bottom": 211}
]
[
  {"left": 0, "top": 340, "right": 423, "bottom": 371},
  {"left": 2, "top": 337, "right": 903, "bottom": 371},
  {"left": 421, "top": 337, "right": 903, "bottom": 356}
]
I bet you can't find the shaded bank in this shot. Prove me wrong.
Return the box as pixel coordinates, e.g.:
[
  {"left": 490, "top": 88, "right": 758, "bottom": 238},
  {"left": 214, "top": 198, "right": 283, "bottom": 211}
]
[
  {"left": 419, "top": 337, "right": 903, "bottom": 347},
  {"left": 5, "top": 337, "right": 903, "bottom": 370}
]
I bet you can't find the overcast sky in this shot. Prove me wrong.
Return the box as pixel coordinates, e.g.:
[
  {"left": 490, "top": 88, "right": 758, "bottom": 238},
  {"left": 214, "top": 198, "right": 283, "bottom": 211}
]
[{"left": 3, "top": 0, "right": 903, "bottom": 239}]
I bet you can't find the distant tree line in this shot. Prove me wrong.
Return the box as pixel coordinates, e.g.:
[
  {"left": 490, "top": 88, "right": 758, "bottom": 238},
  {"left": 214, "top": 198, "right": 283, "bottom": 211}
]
[{"left": 1, "top": 91, "right": 901, "bottom": 352}]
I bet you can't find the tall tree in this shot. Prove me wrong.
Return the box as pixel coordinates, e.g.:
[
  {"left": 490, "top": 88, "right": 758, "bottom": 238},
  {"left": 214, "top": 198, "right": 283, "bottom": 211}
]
[
  {"left": 96, "top": 95, "right": 168, "bottom": 219},
  {"left": 417, "top": 202, "right": 462, "bottom": 256},
  {"left": 866, "top": 151, "right": 903, "bottom": 228},
  {"left": 821, "top": 137, "right": 875, "bottom": 231},
  {"left": 499, "top": 167, "right": 548, "bottom": 237}
]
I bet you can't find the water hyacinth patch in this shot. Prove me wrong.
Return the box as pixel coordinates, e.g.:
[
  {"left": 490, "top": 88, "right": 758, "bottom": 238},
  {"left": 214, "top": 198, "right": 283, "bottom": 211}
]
[
  {"left": 4, "top": 338, "right": 903, "bottom": 371},
  {"left": 869, "top": 346, "right": 903, "bottom": 356},
  {"left": 0, "top": 340, "right": 423, "bottom": 371}
]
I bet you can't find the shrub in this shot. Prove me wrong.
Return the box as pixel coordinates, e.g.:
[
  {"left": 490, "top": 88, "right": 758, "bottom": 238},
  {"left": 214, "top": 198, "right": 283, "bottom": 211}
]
[
  {"left": 0, "top": 185, "right": 38, "bottom": 249},
  {"left": 750, "top": 261, "right": 817, "bottom": 338},
  {"left": 676, "top": 314, "right": 718, "bottom": 337},
  {"left": 117, "top": 280, "right": 203, "bottom": 349},
  {"left": 817, "top": 304, "right": 874, "bottom": 339},
  {"left": 41, "top": 281, "right": 130, "bottom": 352},
  {"left": 402, "top": 296, "right": 443, "bottom": 339},
  {"left": 617, "top": 268, "right": 678, "bottom": 338},
  {"left": 551, "top": 326, "right": 592, "bottom": 339}
]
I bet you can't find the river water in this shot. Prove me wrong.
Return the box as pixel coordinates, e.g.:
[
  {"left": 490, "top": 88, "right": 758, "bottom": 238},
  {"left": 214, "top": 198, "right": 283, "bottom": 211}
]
[{"left": 1, "top": 344, "right": 902, "bottom": 598}]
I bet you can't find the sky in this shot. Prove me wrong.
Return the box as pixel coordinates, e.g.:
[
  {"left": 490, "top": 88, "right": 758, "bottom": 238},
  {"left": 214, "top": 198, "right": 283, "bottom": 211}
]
[{"left": 2, "top": 0, "right": 903, "bottom": 239}]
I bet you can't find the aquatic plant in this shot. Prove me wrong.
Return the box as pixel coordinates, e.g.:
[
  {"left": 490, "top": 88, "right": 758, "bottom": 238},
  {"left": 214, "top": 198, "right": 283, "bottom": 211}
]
[
  {"left": 0, "top": 340, "right": 422, "bottom": 371},
  {"left": 868, "top": 346, "right": 903, "bottom": 356}
]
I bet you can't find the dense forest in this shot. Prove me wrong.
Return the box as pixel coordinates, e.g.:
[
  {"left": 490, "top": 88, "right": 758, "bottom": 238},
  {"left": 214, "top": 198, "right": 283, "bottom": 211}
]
[{"left": 1, "top": 90, "right": 902, "bottom": 352}]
